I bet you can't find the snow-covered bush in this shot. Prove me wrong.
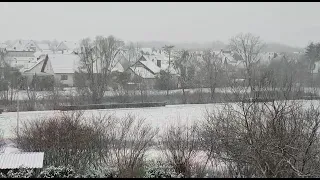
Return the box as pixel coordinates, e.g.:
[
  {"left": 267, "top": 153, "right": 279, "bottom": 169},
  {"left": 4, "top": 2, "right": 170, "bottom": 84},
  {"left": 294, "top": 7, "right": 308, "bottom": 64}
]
[
  {"left": 0, "top": 172, "right": 6, "bottom": 178},
  {"left": 80, "top": 167, "right": 119, "bottom": 178},
  {"left": 15, "top": 111, "right": 109, "bottom": 172},
  {"left": 38, "top": 166, "right": 76, "bottom": 178},
  {"left": 143, "top": 160, "right": 184, "bottom": 178},
  {"left": 5, "top": 168, "right": 35, "bottom": 178}
]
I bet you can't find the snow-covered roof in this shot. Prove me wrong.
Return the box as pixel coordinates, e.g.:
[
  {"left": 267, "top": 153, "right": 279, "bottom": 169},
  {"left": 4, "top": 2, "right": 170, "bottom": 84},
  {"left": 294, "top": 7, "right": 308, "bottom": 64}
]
[
  {"left": 48, "top": 53, "right": 80, "bottom": 74},
  {"left": 139, "top": 57, "right": 161, "bottom": 74},
  {"left": 111, "top": 62, "right": 124, "bottom": 72},
  {"left": 8, "top": 40, "right": 38, "bottom": 51},
  {"left": 34, "top": 51, "right": 45, "bottom": 58},
  {"left": 130, "top": 66, "right": 156, "bottom": 79},
  {"left": 57, "top": 41, "right": 80, "bottom": 52},
  {"left": 0, "top": 152, "right": 44, "bottom": 169},
  {"left": 37, "top": 43, "right": 50, "bottom": 51},
  {"left": 20, "top": 55, "right": 46, "bottom": 73},
  {"left": 64, "top": 41, "right": 79, "bottom": 51}
]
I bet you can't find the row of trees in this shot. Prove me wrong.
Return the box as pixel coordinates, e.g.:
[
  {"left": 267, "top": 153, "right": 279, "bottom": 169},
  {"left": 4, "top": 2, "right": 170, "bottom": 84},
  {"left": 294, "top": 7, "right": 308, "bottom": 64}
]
[{"left": 1, "top": 33, "right": 319, "bottom": 108}]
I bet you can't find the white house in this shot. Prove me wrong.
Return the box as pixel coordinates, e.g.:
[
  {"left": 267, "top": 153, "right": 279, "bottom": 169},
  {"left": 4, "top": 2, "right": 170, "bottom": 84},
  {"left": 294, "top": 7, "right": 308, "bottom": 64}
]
[
  {"left": 48, "top": 53, "right": 80, "bottom": 87},
  {"left": 5, "top": 50, "right": 37, "bottom": 69}
]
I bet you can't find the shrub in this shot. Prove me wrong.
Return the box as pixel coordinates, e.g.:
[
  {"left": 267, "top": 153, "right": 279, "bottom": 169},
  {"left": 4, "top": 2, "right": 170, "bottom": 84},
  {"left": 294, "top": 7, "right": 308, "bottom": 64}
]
[
  {"left": 15, "top": 111, "right": 109, "bottom": 172},
  {"left": 38, "top": 166, "right": 76, "bottom": 178},
  {"left": 160, "top": 124, "right": 199, "bottom": 178},
  {"left": 110, "top": 115, "right": 159, "bottom": 178},
  {"left": 201, "top": 101, "right": 320, "bottom": 178},
  {"left": 5, "top": 168, "right": 35, "bottom": 178},
  {"left": 155, "top": 70, "right": 176, "bottom": 90},
  {"left": 143, "top": 160, "right": 180, "bottom": 178}
]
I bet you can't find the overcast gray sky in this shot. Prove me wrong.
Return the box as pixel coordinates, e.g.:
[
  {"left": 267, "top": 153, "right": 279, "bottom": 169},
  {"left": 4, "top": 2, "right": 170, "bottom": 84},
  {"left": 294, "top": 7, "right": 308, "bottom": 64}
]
[{"left": 0, "top": 2, "right": 319, "bottom": 47}]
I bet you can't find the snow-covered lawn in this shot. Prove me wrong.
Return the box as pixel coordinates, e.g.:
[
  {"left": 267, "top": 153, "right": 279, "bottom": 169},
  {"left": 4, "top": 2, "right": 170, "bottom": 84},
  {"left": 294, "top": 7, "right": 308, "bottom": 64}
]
[
  {"left": 1, "top": 100, "right": 319, "bottom": 171},
  {"left": 1, "top": 100, "right": 319, "bottom": 139},
  {"left": 0, "top": 103, "right": 222, "bottom": 139}
]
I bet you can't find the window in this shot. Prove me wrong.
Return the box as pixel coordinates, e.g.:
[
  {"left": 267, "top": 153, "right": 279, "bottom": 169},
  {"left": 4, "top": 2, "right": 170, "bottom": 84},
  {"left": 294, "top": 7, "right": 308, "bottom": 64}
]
[
  {"left": 157, "top": 60, "right": 161, "bottom": 67},
  {"left": 61, "top": 75, "right": 68, "bottom": 80}
]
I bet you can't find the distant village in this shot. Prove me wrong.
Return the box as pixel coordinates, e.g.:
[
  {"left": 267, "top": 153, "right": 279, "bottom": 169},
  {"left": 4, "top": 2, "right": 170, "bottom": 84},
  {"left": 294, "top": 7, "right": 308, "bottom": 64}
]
[{"left": 0, "top": 39, "right": 307, "bottom": 90}]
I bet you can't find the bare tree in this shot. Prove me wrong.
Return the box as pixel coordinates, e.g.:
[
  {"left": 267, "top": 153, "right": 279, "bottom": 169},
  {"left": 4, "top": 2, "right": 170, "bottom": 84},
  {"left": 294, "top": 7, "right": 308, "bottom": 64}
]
[
  {"left": 202, "top": 98, "right": 320, "bottom": 178},
  {"left": 160, "top": 124, "right": 201, "bottom": 177},
  {"left": 0, "top": 46, "right": 7, "bottom": 80},
  {"left": 228, "top": 33, "right": 265, "bottom": 98},
  {"left": 163, "top": 45, "right": 175, "bottom": 96},
  {"left": 202, "top": 50, "right": 224, "bottom": 101},
  {"left": 174, "top": 50, "right": 196, "bottom": 103},
  {"left": 125, "top": 42, "right": 141, "bottom": 65},
  {"left": 78, "top": 36, "right": 124, "bottom": 104},
  {"left": 0, "top": 129, "right": 5, "bottom": 153},
  {"left": 15, "top": 111, "right": 113, "bottom": 173},
  {"left": 110, "top": 115, "right": 159, "bottom": 177},
  {"left": 49, "top": 40, "right": 59, "bottom": 54}
]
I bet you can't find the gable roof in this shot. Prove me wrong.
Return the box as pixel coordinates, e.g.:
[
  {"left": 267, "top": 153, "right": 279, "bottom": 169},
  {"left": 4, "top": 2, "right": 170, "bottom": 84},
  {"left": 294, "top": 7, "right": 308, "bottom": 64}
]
[
  {"left": 20, "top": 54, "right": 50, "bottom": 73},
  {"left": 37, "top": 43, "right": 50, "bottom": 51},
  {"left": 57, "top": 41, "right": 80, "bottom": 52},
  {"left": 139, "top": 55, "right": 161, "bottom": 74},
  {"left": 8, "top": 40, "right": 38, "bottom": 51},
  {"left": 129, "top": 66, "right": 156, "bottom": 79}
]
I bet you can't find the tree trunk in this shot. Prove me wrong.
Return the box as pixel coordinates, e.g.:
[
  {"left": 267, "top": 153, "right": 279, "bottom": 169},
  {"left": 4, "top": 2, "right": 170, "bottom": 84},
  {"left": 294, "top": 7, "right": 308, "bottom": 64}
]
[
  {"left": 182, "top": 87, "right": 186, "bottom": 104},
  {"left": 210, "top": 85, "right": 215, "bottom": 102},
  {"left": 167, "top": 53, "right": 171, "bottom": 97}
]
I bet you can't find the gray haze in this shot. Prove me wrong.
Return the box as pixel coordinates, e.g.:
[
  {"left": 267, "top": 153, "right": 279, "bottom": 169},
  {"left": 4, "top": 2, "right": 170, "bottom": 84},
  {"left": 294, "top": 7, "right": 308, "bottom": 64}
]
[{"left": 1, "top": 2, "right": 319, "bottom": 47}]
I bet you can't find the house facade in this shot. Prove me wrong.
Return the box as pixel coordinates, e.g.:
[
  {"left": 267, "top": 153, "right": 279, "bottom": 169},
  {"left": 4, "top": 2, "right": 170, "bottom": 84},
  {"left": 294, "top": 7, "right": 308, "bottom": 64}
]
[
  {"left": 5, "top": 51, "right": 37, "bottom": 69},
  {"left": 48, "top": 52, "right": 80, "bottom": 87}
]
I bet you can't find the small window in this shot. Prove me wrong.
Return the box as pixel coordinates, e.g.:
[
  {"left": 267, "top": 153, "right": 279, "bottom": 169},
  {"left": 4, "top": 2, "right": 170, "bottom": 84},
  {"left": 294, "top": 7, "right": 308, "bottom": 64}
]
[
  {"left": 157, "top": 60, "right": 161, "bottom": 67},
  {"left": 61, "top": 75, "right": 68, "bottom": 80}
]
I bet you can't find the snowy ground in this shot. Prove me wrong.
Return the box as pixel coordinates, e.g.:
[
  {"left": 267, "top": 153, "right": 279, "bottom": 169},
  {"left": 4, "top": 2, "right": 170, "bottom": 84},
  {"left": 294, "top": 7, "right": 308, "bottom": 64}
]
[
  {"left": 1, "top": 100, "right": 318, "bottom": 139},
  {"left": 0, "top": 103, "right": 223, "bottom": 139},
  {"left": 1, "top": 100, "right": 319, "bottom": 161}
]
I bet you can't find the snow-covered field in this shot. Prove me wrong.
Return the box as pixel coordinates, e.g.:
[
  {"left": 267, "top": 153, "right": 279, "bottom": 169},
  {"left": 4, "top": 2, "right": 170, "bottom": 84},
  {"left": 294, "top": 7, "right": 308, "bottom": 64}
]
[
  {"left": 0, "top": 103, "right": 224, "bottom": 139},
  {"left": 1, "top": 100, "right": 318, "bottom": 139},
  {"left": 1, "top": 100, "right": 319, "bottom": 167}
]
